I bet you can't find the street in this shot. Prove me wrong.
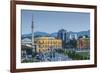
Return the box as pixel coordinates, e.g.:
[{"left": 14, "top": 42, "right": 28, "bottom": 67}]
[{"left": 35, "top": 51, "right": 72, "bottom": 62}]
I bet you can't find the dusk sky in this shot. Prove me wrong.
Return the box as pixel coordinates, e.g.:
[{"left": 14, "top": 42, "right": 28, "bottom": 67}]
[{"left": 21, "top": 10, "right": 90, "bottom": 34}]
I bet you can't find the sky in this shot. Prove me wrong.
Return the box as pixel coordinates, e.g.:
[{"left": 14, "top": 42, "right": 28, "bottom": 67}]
[{"left": 21, "top": 10, "right": 90, "bottom": 34}]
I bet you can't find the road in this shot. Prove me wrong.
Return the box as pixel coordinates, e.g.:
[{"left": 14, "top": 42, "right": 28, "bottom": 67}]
[{"left": 37, "top": 52, "right": 72, "bottom": 62}]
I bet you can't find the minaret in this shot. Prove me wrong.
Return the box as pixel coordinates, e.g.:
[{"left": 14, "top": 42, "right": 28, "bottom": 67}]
[
  {"left": 31, "top": 15, "right": 35, "bottom": 52},
  {"left": 32, "top": 15, "right": 34, "bottom": 45}
]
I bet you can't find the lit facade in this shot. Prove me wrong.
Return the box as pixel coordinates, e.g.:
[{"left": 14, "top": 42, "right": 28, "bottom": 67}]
[{"left": 34, "top": 37, "right": 62, "bottom": 53}]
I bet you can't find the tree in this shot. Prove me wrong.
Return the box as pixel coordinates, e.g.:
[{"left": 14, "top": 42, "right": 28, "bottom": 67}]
[
  {"left": 85, "top": 35, "right": 89, "bottom": 38},
  {"left": 69, "top": 39, "right": 77, "bottom": 48},
  {"left": 78, "top": 36, "right": 82, "bottom": 39},
  {"left": 72, "top": 38, "right": 77, "bottom": 48}
]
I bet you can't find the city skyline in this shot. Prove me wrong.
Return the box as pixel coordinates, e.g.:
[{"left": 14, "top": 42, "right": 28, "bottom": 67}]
[{"left": 21, "top": 10, "right": 90, "bottom": 34}]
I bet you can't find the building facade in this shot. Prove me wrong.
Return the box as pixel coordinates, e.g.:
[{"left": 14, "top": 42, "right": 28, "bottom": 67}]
[
  {"left": 77, "top": 36, "right": 90, "bottom": 49},
  {"left": 34, "top": 37, "right": 62, "bottom": 53},
  {"left": 21, "top": 38, "right": 33, "bottom": 62},
  {"left": 57, "top": 29, "right": 67, "bottom": 48}
]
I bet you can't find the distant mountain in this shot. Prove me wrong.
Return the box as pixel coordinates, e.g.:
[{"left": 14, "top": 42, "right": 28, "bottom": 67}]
[
  {"left": 34, "top": 32, "right": 48, "bottom": 36},
  {"left": 50, "top": 32, "right": 58, "bottom": 37},
  {"left": 68, "top": 30, "right": 90, "bottom": 38},
  {"left": 77, "top": 30, "right": 90, "bottom": 37},
  {"left": 22, "top": 33, "right": 32, "bottom": 39},
  {"left": 22, "top": 32, "right": 49, "bottom": 39},
  {"left": 21, "top": 30, "right": 90, "bottom": 39}
]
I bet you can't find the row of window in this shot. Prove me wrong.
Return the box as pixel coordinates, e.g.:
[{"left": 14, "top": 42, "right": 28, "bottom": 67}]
[
  {"left": 37, "top": 40, "right": 62, "bottom": 44},
  {"left": 38, "top": 45, "right": 62, "bottom": 48}
]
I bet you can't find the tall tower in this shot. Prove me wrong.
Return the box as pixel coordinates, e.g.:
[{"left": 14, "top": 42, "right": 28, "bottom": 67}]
[
  {"left": 75, "top": 34, "right": 78, "bottom": 40},
  {"left": 31, "top": 15, "right": 34, "bottom": 46},
  {"left": 57, "top": 29, "right": 67, "bottom": 48},
  {"left": 31, "top": 15, "right": 36, "bottom": 52}
]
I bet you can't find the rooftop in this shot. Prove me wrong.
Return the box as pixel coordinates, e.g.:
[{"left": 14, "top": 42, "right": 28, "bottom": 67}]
[{"left": 35, "top": 36, "right": 57, "bottom": 40}]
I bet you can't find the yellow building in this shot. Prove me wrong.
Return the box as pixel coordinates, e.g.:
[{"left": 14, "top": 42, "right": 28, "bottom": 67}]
[{"left": 34, "top": 37, "right": 62, "bottom": 53}]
